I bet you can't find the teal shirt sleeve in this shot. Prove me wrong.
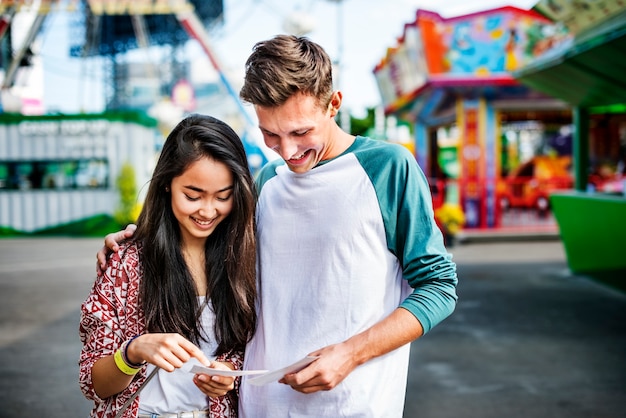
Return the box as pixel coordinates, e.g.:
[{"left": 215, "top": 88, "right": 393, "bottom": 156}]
[
  {"left": 356, "top": 138, "right": 458, "bottom": 334},
  {"left": 254, "top": 158, "right": 283, "bottom": 192}
]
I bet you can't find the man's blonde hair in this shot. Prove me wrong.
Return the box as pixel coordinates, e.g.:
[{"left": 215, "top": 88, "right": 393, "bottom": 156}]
[{"left": 240, "top": 35, "right": 334, "bottom": 110}]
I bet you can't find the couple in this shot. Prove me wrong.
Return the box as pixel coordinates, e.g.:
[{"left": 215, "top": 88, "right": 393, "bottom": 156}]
[{"left": 80, "top": 35, "right": 458, "bottom": 418}]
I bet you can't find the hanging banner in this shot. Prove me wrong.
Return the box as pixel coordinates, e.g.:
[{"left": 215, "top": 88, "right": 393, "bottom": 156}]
[
  {"left": 0, "top": 0, "right": 194, "bottom": 15},
  {"left": 87, "top": 0, "right": 193, "bottom": 15}
]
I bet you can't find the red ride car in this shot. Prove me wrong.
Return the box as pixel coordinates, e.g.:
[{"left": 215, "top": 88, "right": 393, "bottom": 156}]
[{"left": 498, "top": 155, "right": 573, "bottom": 216}]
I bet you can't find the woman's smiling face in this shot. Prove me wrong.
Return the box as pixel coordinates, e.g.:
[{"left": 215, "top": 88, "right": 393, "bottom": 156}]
[{"left": 170, "top": 156, "right": 234, "bottom": 246}]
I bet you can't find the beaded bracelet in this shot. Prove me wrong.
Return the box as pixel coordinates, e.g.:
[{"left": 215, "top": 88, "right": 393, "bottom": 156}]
[
  {"left": 121, "top": 335, "right": 146, "bottom": 368},
  {"left": 114, "top": 349, "right": 141, "bottom": 375}
]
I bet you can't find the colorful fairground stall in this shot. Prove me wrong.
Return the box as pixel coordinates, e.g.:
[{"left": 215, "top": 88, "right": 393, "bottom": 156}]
[
  {"left": 373, "top": 6, "right": 573, "bottom": 231},
  {"left": 514, "top": 1, "right": 626, "bottom": 276}
]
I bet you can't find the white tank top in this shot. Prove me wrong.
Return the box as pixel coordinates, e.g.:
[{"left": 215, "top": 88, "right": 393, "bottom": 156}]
[{"left": 139, "top": 297, "right": 218, "bottom": 414}]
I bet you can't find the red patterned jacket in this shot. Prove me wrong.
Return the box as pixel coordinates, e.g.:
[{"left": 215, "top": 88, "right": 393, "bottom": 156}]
[{"left": 79, "top": 242, "right": 242, "bottom": 417}]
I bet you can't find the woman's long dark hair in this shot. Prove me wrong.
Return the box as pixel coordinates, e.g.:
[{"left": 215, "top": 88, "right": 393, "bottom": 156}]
[{"left": 133, "top": 114, "right": 257, "bottom": 355}]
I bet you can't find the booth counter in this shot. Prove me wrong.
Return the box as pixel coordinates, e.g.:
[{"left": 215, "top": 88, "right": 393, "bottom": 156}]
[{"left": 550, "top": 191, "right": 626, "bottom": 273}]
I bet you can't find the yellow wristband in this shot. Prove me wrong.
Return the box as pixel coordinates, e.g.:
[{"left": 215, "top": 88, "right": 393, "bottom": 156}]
[{"left": 114, "top": 349, "right": 141, "bottom": 375}]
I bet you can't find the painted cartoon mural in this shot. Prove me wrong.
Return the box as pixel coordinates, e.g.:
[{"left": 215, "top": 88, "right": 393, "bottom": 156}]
[
  {"left": 443, "top": 12, "right": 556, "bottom": 74},
  {"left": 374, "top": 6, "right": 570, "bottom": 110}
]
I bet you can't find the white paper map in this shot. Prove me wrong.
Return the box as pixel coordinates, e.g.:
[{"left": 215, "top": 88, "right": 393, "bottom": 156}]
[
  {"left": 189, "top": 356, "right": 319, "bottom": 385},
  {"left": 189, "top": 365, "right": 268, "bottom": 377},
  {"left": 246, "top": 356, "right": 319, "bottom": 386}
]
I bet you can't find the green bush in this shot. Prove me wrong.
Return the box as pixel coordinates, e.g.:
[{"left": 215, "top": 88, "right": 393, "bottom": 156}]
[{"left": 114, "top": 162, "right": 141, "bottom": 226}]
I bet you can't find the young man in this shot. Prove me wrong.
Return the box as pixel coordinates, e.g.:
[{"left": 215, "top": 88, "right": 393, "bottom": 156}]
[
  {"left": 99, "top": 35, "right": 458, "bottom": 417},
  {"left": 237, "top": 35, "right": 457, "bottom": 417}
]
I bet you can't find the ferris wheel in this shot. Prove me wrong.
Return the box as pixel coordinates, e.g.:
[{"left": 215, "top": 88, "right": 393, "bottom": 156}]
[{"left": 0, "top": 0, "right": 271, "bottom": 171}]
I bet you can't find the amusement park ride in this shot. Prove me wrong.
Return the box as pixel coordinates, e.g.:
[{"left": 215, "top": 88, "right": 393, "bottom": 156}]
[{"left": 0, "top": 0, "right": 271, "bottom": 170}]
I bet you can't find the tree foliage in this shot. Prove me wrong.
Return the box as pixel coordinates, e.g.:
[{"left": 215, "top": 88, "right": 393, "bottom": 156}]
[{"left": 114, "top": 162, "right": 141, "bottom": 226}]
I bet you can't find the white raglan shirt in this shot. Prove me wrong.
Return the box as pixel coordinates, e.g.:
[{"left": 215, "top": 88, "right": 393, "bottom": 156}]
[{"left": 240, "top": 137, "right": 457, "bottom": 417}]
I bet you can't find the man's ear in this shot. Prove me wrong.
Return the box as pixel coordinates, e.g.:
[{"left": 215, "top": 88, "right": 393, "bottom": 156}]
[{"left": 328, "top": 91, "right": 343, "bottom": 118}]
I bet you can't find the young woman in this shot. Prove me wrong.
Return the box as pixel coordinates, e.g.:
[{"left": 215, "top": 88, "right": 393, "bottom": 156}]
[{"left": 80, "top": 114, "right": 257, "bottom": 418}]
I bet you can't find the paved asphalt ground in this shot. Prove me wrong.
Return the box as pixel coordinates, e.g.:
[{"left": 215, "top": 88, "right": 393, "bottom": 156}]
[{"left": 0, "top": 237, "right": 624, "bottom": 418}]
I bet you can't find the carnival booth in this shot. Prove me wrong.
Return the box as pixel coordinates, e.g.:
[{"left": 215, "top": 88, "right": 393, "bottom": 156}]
[
  {"left": 514, "top": 1, "right": 626, "bottom": 275},
  {"left": 0, "top": 111, "right": 160, "bottom": 233},
  {"left": 373, "top": 6, "right": 572, "bottom": 230}
]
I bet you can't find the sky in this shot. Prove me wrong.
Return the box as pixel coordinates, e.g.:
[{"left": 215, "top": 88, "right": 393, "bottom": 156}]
[{"left": 36, "top": 0, "right": 539, "bottom": 117}]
